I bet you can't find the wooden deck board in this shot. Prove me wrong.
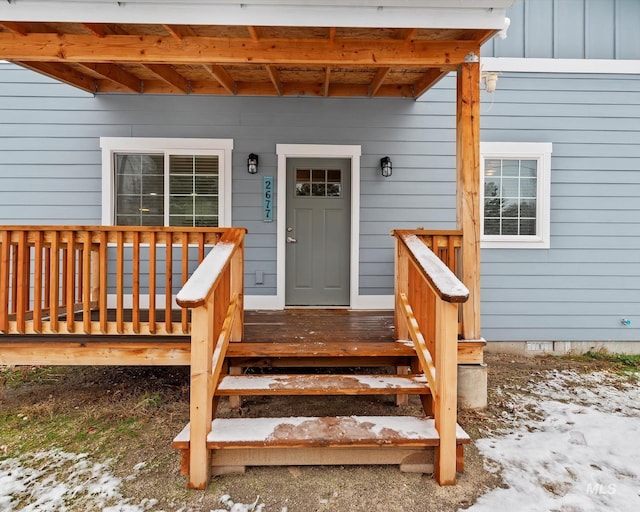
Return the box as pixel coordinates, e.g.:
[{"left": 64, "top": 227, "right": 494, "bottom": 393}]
[
  {"left": 173, "top": 416, "right": 471, "bottom": 449},
  {"left": 217, "top": 374, "right": 430, "bottom": 396}
]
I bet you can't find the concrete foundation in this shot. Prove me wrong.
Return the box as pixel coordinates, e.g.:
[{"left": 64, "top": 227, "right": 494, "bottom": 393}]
[
  {"left": 486, "top": 340, "right": 640, "bottom": 356},
  {"left": 457, "top": 363, "right": 487, "bottom": 410}
]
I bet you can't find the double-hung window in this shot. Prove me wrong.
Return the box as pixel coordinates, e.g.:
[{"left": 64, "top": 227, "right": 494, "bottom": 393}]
[
  {"left": 101, "top": 138, "right": 233, "bottom": 226},
  {"left": 480, "top": 142, "right": 552, "bottom": 249}
]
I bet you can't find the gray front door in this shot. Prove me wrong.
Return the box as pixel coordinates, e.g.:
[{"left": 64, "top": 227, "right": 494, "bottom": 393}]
[{"left": 285, "top": 158, "right": 351, "bottom": 306}]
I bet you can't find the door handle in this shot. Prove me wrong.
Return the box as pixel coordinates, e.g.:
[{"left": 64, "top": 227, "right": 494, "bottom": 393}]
[{"left": 287, "top": 236, "right": 297, "bottom": 243}]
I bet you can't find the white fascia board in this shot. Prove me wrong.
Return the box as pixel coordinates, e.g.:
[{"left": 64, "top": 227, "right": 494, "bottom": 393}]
[
  {"left": 483, "top": 57, "right": 640, "bottom": 75},
  {"left": 0, "top": 2, "right": 509, "bottom": 29}
]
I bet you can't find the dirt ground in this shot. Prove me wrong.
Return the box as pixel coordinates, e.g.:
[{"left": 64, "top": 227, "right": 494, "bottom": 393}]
[{"left": 0, "top": 352, "right": 624, "bottom": 511}]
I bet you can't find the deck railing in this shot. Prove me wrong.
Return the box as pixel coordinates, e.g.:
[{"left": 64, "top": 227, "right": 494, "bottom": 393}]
[
  {"left": 175, "top": 227, "right": 245, "bottom": 489},
  {"left": 0, "top": 226, "right": 225, "bottom": 336},
  {"left": 392, "top": 229, "right": 469, "bottom": 485}
]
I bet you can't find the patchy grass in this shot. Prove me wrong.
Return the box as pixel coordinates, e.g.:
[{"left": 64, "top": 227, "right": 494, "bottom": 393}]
[{"left": 569, "top": 349, "right": 640, "bottom": 372}]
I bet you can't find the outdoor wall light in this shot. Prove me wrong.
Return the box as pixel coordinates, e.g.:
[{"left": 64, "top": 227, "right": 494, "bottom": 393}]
[
  {"left": 247, "top": 153, "right": 259, "bottom": 174},
  {"left": 380, "top": 156, "right": 392, "bottom": 178}
]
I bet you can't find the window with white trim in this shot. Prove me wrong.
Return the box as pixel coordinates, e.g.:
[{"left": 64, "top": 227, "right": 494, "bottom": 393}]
[
  {"left": 481, "top": 142, "right": 552, "bottom": 249},
  {"left": 100, "top": 138, "right": 233, "bottom": 227}
]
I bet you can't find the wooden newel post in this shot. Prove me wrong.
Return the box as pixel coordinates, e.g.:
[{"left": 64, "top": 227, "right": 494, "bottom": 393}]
[
  {"left": 434, "top": 298, "right": 459, "bottom": 485},
  {"left": 394, "top": 238, "right": 409, "bottom": 341},
  {"left": 230, "top": 238, "right": 244, "bottom": 342},
  {"left": 188, "top": 299, "right": 214, "bottom": 489}
]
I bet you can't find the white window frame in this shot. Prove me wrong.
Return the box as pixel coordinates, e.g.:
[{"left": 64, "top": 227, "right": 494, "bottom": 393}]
[
  {"left": 100, "top": 137, "right": 234, "bottom": 226},
  {"left": 480, "top": 142, "right": 552, "bottom": 249}
]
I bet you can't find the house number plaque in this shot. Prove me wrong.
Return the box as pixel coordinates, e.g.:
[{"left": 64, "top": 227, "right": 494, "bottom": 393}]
[{"left": 263, "top": 176, "right": 274, "bottom": 222}]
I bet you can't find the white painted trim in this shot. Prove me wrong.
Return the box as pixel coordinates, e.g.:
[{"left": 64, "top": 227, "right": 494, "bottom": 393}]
[
  {"left": 0, "top": 2, "right": 509, "bottom": 29},
  {"left": 353, "top": 295, "right": 394, "bottom": 310},
  {"left": 482, "top": 57, "right": 640, "bottom": 75},
  {"left": 480, "top": 142, "right": 552, "bottom": 250},
  {"left": 100, "top": 137, "right": 233, "bottom": 227},
  {"left": 245, "top": 295, "right": 282, "bottom": 310},
  {"left": 275, "top": 144, "right": 362, "bottom": 310}
]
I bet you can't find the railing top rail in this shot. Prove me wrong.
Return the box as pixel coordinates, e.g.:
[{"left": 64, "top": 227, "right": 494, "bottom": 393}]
[
  {"left": 176, "top": 228, "right": 246, "bottom": 309},
  {"left": 392, "top": 229, "right": 469, "bottom": 304},
  {"left": 0, "top": 226, "right": 228, "bottom": 232}
]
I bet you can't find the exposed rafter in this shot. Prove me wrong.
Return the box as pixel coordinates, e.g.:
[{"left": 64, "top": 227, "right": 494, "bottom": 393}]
[
  {"left": 0, "top": 22, "right": 28, "bottom": 36},
  {"left": 369, "top": 67, "right": 391, "bottom": 97},
  {"left": 16, "top": 61, "right": 96, "bottom": 93},
  {"left": 247, "top": 26, "right": 260, "bottom": 42},
  {"left": 202, "top": 64, "right": 236, "bottom": 95},
  {"left": 323, "top": 67, "right": 331, "bottom": 97},
  {"left": 82, "top": 23, "right": 108, "bottom": 38},
  {"left": 402, "top": 28, "right": 418, "bottom": 43},
  {"left": 266, "top": 65, "right": 283, "bottom": 96},
  {"left": 413, "top": 68, "right": 451, "bottom": 98},
  {"left": 142, "top": 64, "right": 189, "bottom": 93},
  {"left": 329, "top": 27, "right": 336, "bottom": 44},
  {"left": 163, "top": 24, "right": 197, "bottom": 40},
  {"left": 76, "top": 62, "right": 142, "bottom": 93}
]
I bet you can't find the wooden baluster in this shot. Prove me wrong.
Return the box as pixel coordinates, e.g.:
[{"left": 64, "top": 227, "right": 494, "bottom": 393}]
[
  {"left": 99, "top": 231, "right": 108, "bottom": 334},
  {"left": 149, "top": 231, "right": 157, "bottom": 334},
  {"left": 77, "top": 242, "right": 83, "bottom": 307},
  {"left": 15, "top": 231, "right": 29, "bottom": 333},
  {"left": 49, "top": 231, "right": 60, "bottom": 332},
  {"left": 10, "top": 240, "right": 18, "bottom": 315},
  {"left": 83, "top": 231, "right": 92, "bottom": 334},
  {"left": 61, "top": 246, "right": 68, "bottom": 309},
  {"left": 181, "top": 232, "right": 189, "bottom": 334},
  {"left": 165, "top": 231, "right": 173, "bottom": 334},
  {"left": 65, "top": 231, "right": 75, "bottom": 333},
  {"left": 33, "top": 231, "right": 44, "bottom": 334},
  {"left": 116, "top": 230, "right": 124, "bottom": 334},
  {"left": 44, "top": 243, "right": 51, "bottom": 310},
  {"left": 132, "top": 230, "right": 141, "bottom": 334},
  {"left": 0, "top": 230, "right": 10, "bottom": 333},
  {"left": 91, "top": 238, "right": 100, "bottom": 306},
  {"left": 198, "top": 232, "right": 206, "bottom": 263}
]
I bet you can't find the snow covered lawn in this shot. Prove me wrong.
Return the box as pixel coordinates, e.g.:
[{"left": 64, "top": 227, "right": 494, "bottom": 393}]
[
  {"left": 0, "top": 364, "right": 638, "bottom": 511},
  {"left": 468, "top": 369, "right": 640, "bottom": 512}
]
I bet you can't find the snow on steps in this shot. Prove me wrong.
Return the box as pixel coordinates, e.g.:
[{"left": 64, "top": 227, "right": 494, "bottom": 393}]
[
  {"left": 173, "top": 416, "right": 470, "bottom": 449},
  {"left": 216, "top": 374, "right": 431, "bottom": 396}
]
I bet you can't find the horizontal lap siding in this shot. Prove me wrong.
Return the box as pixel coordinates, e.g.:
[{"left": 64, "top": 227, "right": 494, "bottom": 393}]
[
  {"left": 483, "top": 0, "right": 640, "bottom": 60},
  {"left": 0, "top": 62, "right": 457, "bottom": 298},
  {"left": 480, "top": 72, "right": 640, "bottom": 342}
]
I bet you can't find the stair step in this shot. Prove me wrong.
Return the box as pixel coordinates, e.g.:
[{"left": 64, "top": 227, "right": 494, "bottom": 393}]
[
  {"left": 217, "top": 374, "right": 430, "bottom": 396},
  {"left": 225, "top": 340, "right": 416, "bottom": 359},
  {"left": 173, "top": 416, "right": 471, "bottom": 450}
]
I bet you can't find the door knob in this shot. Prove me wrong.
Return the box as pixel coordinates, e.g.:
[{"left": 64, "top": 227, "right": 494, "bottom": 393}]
[{"left": 287, "top": 236, "right": 297, "bottom": 243}]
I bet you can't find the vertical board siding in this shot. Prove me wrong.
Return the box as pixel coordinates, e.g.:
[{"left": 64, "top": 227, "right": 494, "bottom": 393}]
[
  {"left": 479, "top": 72, "right": 640, "bottom": 342},
  {"left": 483, "top": 0, "right": 640, "bottom": 60}
]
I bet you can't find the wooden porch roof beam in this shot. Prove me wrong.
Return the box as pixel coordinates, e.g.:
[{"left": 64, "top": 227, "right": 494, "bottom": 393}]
[
  {"left": 142, "top": 64, "right": 189, "bottom": 93},
  {"left": 75, "top": 62, "right": 142, "bottom": 93},
  {"left": 202, "top": 64, "right": 236, "bottom": 95},
  {"left": 15, "top": 61, "right": 96, "bottom": 93},
  {"left": 0, "top": 33, "right": 480, "bottom": 67}
]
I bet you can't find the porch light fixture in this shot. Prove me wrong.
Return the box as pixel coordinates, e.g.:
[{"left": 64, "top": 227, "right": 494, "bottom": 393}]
[
  {"left": 247, "top": 153, "right": 259, "bottom": 174},
  {"left": 380, "top": 156, "right": 392, "bottom": 178}
]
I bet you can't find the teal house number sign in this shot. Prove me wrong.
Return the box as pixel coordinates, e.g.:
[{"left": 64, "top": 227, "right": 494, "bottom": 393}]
[{"left": 263, "top": 176, "right": 274, "bottom": 222}]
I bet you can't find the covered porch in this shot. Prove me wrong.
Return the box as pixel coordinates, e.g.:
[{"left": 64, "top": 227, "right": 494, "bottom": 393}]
[{"left": 0, "top": 0, "right": 510, "bottom": 491}]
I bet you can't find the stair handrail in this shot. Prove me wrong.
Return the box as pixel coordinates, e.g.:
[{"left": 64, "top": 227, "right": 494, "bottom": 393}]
[
  {"left": 392, "top": 229, "right": 468, "bottom": 486},
  {"left": 176, "top": 227, "right": 246, "bottom": 490}
]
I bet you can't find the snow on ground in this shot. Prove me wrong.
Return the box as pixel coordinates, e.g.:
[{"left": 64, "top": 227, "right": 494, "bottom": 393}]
[
  {"left": 1, "top": 368, "right": 638, "bottom": 511},
  {"left": 466, "top": 369, "right": 640, "bottom": 512},
  {"left": 0, "top": 450, "right": 155, "bottom": 512}
]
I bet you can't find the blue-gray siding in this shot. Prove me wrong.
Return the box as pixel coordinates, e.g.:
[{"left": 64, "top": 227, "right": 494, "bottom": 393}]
[{"left": 483, "top": 0, "right": 640, "bottom": 60}]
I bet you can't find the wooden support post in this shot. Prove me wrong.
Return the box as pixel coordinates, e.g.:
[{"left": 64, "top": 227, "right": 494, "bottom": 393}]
[
  {"left": 456, "top": 61, "right": 481, "bottom": 340},
  {"left": 394, "top": 239, "right": 409, "bottom": 341},
  {"left": 434, "top": 299, "right": 459, "bottom": 485},
  {"left": 230, "top": 239, "right": 244, "bottom": 342},
  {"left": 188, "top": 301, "right": 214, "bottom": 489}
]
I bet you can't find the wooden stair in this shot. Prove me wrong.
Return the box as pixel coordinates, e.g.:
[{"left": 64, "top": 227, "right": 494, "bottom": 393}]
[{"left": 173, "top": 339, "right": 472, "bottom": 477}]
